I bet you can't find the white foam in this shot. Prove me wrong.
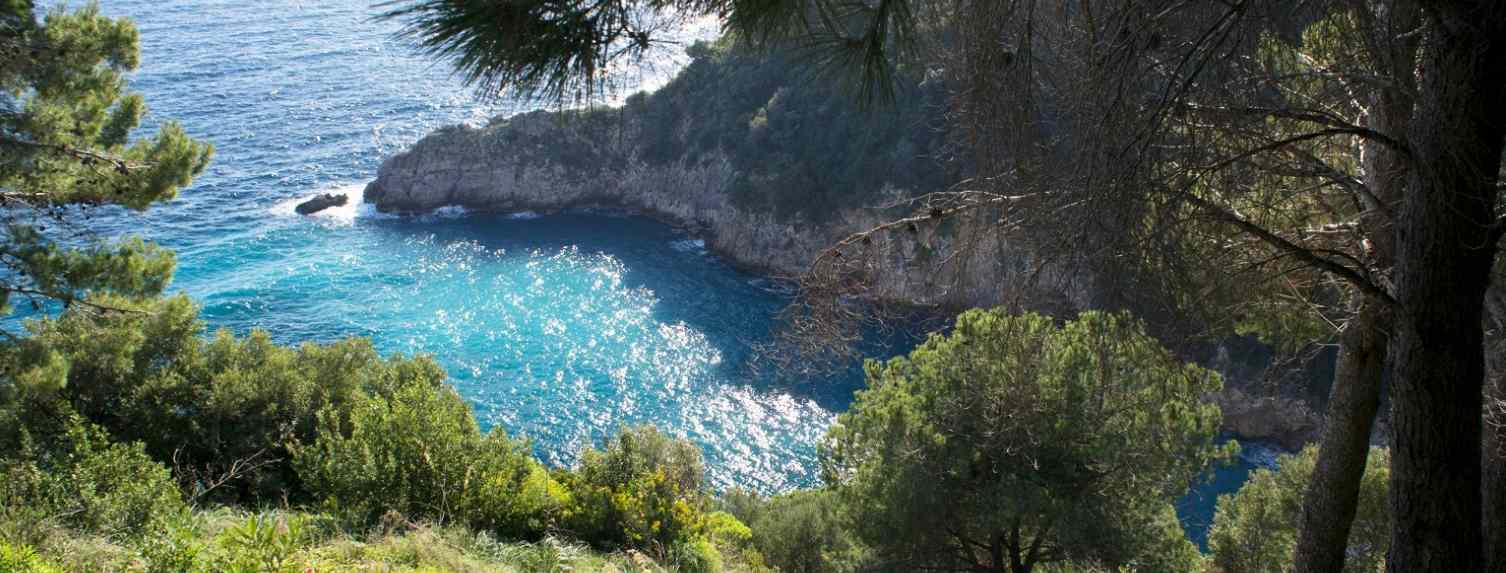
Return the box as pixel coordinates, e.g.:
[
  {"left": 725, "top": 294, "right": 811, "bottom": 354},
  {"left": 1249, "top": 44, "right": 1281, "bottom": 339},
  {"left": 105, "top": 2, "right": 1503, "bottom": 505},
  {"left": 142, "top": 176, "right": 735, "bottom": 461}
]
[
  {"left": 431, "top": 205, "right": 469, "bottom": 218},
  {"left": 670, "top": 238, "right": 706, "bottom": 253},
  {"left": 270, "top": 183, "right": 372, "bottom": 226},
  {"left": 506, "top": 210, "right": 542, "bottom": 220}
]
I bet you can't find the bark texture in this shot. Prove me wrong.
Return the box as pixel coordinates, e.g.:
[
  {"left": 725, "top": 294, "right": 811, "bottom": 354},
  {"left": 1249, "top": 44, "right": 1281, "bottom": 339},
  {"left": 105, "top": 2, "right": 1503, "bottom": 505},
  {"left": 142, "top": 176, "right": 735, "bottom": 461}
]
[
  {"left": 1294, "top": 300, "right": 1390, "bottom": 573},
  {"left": 1293, "top": 4, "right": 1415, "bottom": 567},
  {"left": 1387, "top": 2, "right": 1506, "bottom": 570},
  {"left": 1484, "top": 286, "right": 1506, "bottom": 573}
]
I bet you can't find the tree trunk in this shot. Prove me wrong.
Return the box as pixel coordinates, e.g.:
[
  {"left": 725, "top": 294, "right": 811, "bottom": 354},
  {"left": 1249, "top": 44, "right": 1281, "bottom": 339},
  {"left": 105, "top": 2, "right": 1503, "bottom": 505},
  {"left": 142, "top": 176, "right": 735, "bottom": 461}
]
[
  {"left": 1387, "top": 2, "right": 1506, "bottom": 570},
  {"left": 1294, "top": 299, "right": 1390, "bottom": 573},
  {"left": 1483, "top": 286, "right": 1506, "bottom": 573},
  {"left": 1293, "top": 3, "right": 1417, "bottom": 566}
]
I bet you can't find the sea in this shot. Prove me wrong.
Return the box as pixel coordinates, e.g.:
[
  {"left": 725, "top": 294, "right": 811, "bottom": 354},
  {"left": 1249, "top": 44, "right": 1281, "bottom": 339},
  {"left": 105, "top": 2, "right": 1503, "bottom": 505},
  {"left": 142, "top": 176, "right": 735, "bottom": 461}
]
[{"left": 69, "top": 0, "right": 1276, "bottom": 547}]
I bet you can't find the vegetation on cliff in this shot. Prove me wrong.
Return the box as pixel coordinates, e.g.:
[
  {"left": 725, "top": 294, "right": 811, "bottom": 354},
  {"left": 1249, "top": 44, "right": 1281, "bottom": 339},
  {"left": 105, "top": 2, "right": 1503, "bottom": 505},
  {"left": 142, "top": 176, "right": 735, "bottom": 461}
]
[
  {"left": 372, "top": 37, "right": 950, "bottom": 225},
  {"left": 620, "top": 40, "right": 947, "bottom": 222}
]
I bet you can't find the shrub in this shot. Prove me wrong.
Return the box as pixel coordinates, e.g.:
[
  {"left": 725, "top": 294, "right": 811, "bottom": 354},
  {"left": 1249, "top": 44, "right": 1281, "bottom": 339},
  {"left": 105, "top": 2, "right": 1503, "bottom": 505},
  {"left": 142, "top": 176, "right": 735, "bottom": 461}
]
[
  {"left": 562, "top": 426, "right": 711, "bottom": 554},
  {"left": 4, "top": 295, "right": 460, "bottom": 504},
  {"left": 136, "top": 511, "right": 207, "bottom": 573},
  {"left": 668, "top": 538, "right": 723, "bottom": 573},
  {"left": 0, "top": 419, "right": 184, "bottom": 541},
  {"left": 210, "top": 513, "right": 314, "bottom": 573},
  {"left": 293, "top": 378, "right": 560, "bottom": 538},
  {"left": 723, "top": 489, "right": 866, "bottom": 573},
  {"left": 0, "top": 544, "right": 63, "bottom": 573},
  {"left": 1208, "top": 446, "right": 1390, "bottom": 573},
  {"left": 0, "top": 545, "right": 64, "bottom": 573}
]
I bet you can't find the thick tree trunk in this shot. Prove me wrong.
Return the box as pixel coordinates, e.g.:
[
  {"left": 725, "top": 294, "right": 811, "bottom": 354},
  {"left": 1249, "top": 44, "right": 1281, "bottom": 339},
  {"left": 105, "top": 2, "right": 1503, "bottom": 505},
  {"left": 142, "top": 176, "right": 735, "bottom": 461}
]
[
  {"left": 1293, "top": 3, "right": 1416, "bottom": 566},
  {"left": 1294, "top": 300, "right": 1389, "bottom": 573},
  {"left": 1387, "top": 2, "right": 1506, "bottom": 571},
  {"left": 1483, "top": 286, "right": 1506, "bottom": 573}
]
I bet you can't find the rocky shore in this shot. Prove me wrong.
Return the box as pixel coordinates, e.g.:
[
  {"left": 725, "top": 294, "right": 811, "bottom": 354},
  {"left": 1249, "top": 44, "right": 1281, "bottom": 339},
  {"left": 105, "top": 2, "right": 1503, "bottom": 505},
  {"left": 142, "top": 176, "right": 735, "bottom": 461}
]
[{"left": 367, "top": 111, "right": 1040, "bottom": 308}]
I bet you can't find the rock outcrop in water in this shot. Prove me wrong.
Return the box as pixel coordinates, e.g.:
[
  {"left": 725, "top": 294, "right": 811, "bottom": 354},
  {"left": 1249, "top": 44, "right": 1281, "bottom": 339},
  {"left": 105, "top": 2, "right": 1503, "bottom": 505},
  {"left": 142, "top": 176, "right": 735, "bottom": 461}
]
[
  {"left": 367, "top": 113, "right": 1016, "bottom": 307},
  {"left": 295, "top": 192, "right": 348, "bottom": 215}
]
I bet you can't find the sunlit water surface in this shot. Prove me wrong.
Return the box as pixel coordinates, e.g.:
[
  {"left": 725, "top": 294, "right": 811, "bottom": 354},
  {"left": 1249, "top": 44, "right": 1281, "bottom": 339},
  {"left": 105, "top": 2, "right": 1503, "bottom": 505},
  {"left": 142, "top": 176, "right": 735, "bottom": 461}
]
[{"left": 74, "top": 0, "right": 1272, "bottom": 545}]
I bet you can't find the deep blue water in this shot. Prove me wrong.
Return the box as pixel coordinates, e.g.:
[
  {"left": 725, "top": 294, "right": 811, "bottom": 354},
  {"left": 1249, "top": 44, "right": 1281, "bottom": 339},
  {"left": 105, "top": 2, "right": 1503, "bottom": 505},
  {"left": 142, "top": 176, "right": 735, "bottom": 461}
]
[{"left": 77, "top": 0, "right": 1272, "bottom": 545}]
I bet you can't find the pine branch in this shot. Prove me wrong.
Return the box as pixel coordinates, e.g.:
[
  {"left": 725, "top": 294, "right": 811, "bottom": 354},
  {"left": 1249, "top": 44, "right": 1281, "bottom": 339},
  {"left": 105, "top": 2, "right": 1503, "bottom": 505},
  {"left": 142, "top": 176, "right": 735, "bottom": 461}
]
[
  {"left": 1182, "top": 193, "right": 1396, "bottom": 307},
  {"left": 0, "top": 134, "right": 153, "bottom": 174}
]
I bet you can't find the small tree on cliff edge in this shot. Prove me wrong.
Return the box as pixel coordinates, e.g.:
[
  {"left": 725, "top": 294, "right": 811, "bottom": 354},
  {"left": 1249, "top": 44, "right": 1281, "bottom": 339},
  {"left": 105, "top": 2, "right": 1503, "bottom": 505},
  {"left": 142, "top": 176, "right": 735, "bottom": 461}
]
[{"left": 822, "top": 310, "right": 1228, "bottom": 573}]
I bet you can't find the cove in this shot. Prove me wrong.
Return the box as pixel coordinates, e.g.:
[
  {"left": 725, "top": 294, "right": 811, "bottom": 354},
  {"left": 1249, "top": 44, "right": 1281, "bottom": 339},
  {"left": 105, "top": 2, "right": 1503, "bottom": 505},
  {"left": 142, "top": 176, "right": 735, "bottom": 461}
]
[{"left": 86, "top": 0, "right": 1271, "bottom": 546}]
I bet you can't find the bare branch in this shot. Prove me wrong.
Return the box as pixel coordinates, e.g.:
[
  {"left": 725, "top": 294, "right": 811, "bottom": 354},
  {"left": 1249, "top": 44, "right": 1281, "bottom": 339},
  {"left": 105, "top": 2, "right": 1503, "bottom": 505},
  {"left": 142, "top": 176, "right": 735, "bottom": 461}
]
[{"left": 173, "top": 448, "right": 280, "bottom": 505}]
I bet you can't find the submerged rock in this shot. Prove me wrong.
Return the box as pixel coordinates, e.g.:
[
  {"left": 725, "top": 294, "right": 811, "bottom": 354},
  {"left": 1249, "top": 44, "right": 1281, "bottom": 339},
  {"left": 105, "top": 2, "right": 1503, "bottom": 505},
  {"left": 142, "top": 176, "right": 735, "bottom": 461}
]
[{"left": 295, "top": 193, "right": 348, "bottom": 215}]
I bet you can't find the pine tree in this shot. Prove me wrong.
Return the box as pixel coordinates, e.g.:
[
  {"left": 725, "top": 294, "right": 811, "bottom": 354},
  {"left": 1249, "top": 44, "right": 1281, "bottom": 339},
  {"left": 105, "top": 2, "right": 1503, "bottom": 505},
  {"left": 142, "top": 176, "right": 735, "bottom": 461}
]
[{"left": 1, "top": 0, "right": 212, "bottom": 317}]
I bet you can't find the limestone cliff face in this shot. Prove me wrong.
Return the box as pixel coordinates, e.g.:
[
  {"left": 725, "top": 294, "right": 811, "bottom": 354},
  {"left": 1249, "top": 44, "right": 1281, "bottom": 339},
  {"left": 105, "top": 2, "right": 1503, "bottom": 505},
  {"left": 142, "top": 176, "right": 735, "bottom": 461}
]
[{"left": 366, "top": 110, "right": 1048, "bottom": 309}]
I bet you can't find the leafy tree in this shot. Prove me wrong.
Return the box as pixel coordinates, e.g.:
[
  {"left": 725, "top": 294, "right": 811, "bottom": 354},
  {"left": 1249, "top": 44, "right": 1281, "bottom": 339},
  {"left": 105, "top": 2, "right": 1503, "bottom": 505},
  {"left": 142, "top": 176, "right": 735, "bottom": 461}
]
[
  {"left": 1210, "top": 446, "right": 1391, "bottom": 573},
  {"left": 822, "top": 310, "right": 1223, "bottom": 573},
  {"left": 0, "top": 294, "right": 486, "bottom": 505},
  {"left": 0, "top": 0, "right": 211, "bottom": 316},
  {"left": 383, "top": 2, "right": 1506, "bottom": 568},
  {"left": 376, "top": 0, "right": 917, "bottom": 104}
]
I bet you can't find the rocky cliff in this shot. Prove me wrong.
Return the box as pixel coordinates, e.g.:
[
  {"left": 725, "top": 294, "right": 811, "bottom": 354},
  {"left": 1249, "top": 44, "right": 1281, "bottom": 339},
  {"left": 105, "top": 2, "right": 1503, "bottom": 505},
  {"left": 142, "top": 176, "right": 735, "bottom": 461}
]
[{"left": 366, "top": 44, "right": 1065, "bottom": 310}]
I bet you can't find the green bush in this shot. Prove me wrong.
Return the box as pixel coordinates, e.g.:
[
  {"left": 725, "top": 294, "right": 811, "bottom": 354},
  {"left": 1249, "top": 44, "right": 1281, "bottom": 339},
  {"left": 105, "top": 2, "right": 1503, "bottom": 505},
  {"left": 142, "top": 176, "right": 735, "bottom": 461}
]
[
  {"left": 209, "top": 512, "right": 315, "bottom": 573},
  {"left": 136, "top": 511, "right": 207, "bottom": 573},
  {"left": 668, "top": 537, "right": 723, "bottom": 573},
  {"left": 1208, "top": 446, "right": 1390, "bottom": 573},
  {"left": 0, "top": 543, "right": 63, "bottom": 573},
  {"left": 3, "top": 295, "right": 462, "bottom": 504},
  {"left": 562, "top": 426, "right": 713, "bottom": 556},
  {"left": 624, "top": 41, "right": 950, "bottom": 224},
  {"left": 294, "top": 376, "right": 560, "bottom": 537},
  {"left": 723, "top": 489, "right": 866, "bottom": 573},
  {"left": 0, "top": 419, "right": 184, "bottom": 541}
]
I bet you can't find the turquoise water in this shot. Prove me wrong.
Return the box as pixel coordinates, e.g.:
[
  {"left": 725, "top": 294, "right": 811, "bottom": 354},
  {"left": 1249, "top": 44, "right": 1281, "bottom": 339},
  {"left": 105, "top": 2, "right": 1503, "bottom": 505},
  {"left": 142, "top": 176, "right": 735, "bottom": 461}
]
[{"left": 80, "top": 0, "right": 1271, "bottom": 543}]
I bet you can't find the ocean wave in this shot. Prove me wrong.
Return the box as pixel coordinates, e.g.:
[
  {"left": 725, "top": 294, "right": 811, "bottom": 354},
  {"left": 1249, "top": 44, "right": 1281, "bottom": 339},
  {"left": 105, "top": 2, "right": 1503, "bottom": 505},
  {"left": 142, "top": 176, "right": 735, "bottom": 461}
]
[{"left": 506, "top": 210, "right": 542, "bottom": 220}]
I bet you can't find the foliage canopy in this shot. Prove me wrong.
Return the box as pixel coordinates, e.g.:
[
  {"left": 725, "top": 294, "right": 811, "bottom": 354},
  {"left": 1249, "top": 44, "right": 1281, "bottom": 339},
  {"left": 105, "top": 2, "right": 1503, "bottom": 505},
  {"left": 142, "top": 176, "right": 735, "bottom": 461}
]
[{"left": 824, "top": 310, "right": 1228, "bottom": 572}]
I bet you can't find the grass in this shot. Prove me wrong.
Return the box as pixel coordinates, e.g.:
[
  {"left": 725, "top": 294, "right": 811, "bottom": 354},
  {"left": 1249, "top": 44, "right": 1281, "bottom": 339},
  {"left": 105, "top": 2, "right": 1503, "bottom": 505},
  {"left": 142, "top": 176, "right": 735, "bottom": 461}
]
[{"left": 0, "top": 507, "right": 694, "bottom": 573}]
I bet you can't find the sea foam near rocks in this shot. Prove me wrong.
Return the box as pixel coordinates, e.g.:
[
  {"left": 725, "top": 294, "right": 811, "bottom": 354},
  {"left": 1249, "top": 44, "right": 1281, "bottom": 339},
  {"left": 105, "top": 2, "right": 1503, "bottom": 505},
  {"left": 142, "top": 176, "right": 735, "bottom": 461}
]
[{"left": 271, "top": 184, "right": 390, "bottom": 225}]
